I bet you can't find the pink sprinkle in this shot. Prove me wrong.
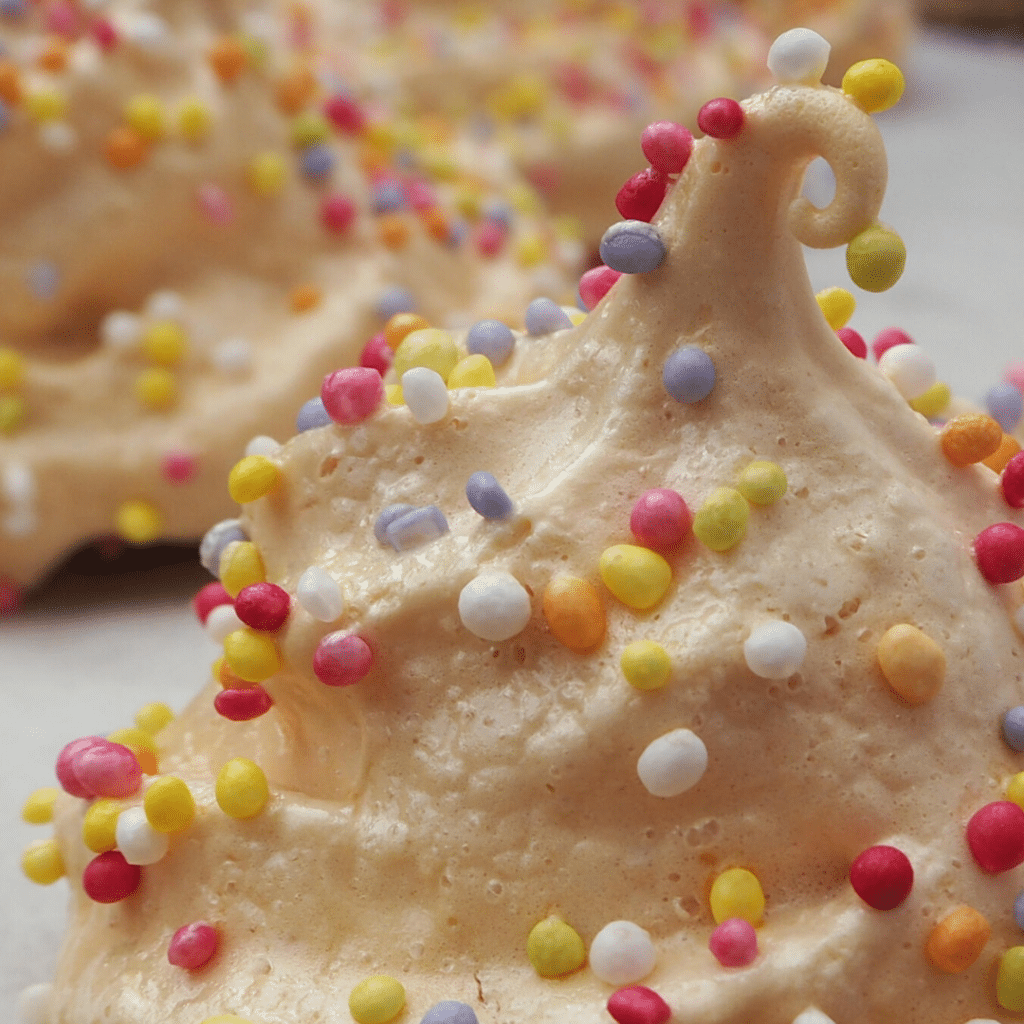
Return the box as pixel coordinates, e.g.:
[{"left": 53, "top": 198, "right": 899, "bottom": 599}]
[
  {"left": 837, "top": 327, "right": 867, "bottom": 359},
  {"left": 83, "top": 851, "right": 141, "bottom": 904},
  {"left": 871, "top": 327, "right": 914, "bottom": 361},
  {"left": 967, "top": 801, "right": 1024, "bottom": 873},
  {"left": 579, "top": 265, "right": 622, "bottom": 311},
  {"left": 557, "top": 62, "right": 595, "bottom": 104},
  {"left": 525, "top": 162, "right": 560, "bottom": 195},
  {"left": 234, "top": 582, "right": 290, "bottom": 632},
  {"left": 406, "top": 179, "right": 436, "bottom": 211},
  {"left": 322, "top": 194, "right": 356, "bottom": 233},
  {"left": 1007, "top": 363, "right": 1024, "bottom": 393},
  {"left": 162, "top": 451, "right": 197, "bottom": 484},
  {"left": 214, "top": 685, "right": 274, "bottom": 722},
  {"left": 313, "top": 632, "right": 373, "bottom": 687},
  {"left": 360, "top": 332, "right": 393, "bottom": 374},
  {"left": 688, "top": 3, "right": 713, "bottom": 39},
  {"left": 193, "top": 582, "right": 233, "bottom": 624},
  {"left": 476, "top": 219, "right": 507, "bottom": 258},
  {"left": 0, "top": 575, "right": 22, "bottom": 615},
  {"left": 615, "top": 167, "right": 668, "bottom": 223},
  {"left": 74, "top": 741, "right": 143, "bottom": 798},
  {"left": 974, "top": 522, "right": 1024, "bottom": 584},
  {"left": 168, "top": 922, "right": 219, "bottom": 970},
  {"left": 322, "top": 366, "right": 383, "bottom": 423},
  {"left": 92, "top": 18, "right": 118, "bottom": 50},
  {"left": 197, "top": 184, "right": 235, "bottom": 225},
  {"left": 56, "top": 736, "right": 106, "bottom": 798},
  {"left": 708, "top": 918, "right": 758, "bottom": 967},
  {"left": 630, "top": 488, "right": 692, "bottom": 550},
  {"left": 606, "top": 986, "right": 672, "bottom": 1024},
  {"left": 323, "top": 94, "right": 366, "bottom": 135},
  {"left": 1003, "top": 452, "right": 1024, "bottom": 509},
  {"left": 640, "top": 121, "right": 694, "bottom": 175},
  {"left": 697, "top": 98, "right": 744, "bottom": 140},
  {"left": 47, "top": 1, "right": 80, "bottom": 37}
]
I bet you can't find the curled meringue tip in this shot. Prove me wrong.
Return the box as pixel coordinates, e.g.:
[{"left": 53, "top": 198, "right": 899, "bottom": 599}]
[{"left": 767, "top": 28, "right": 831, "bottom": 86}]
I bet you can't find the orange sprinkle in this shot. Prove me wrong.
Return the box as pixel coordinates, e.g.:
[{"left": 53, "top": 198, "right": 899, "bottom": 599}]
[
  {"left": 215, "top": 656, "right": 257, "bottom": 690},
  {"left": 543, "top": 576, "right": 606, "bottom": 653},
  {"left": 378, "top": 214, "right": 410, "bottom": 250},
  {"left": 924, "top": 906, "right": 990, "bottom": 973},
  {"left": 209, "top": 37, "right": 248, "bottom": 84},
  {"left": 984, "top": 434, "right": 1022, "bottom": 474},
  {"left": 357, "top": 143, "right": 390, "bottom": 176},
  {"left": 290, "top": 284, "right": 321, "bottom": 313},
  {"left": 940, "top": 413, "right": 1003, "bottom": 468},
  {"left": 37, "top": 38, "right": 68, "bottom": 74},
  {"left": 104, "top": 126, "right": 149, "bottom": 170},
  {"left": 384, "top": 313, "right": 430, "bottom": 351},
  {"left": 275, "top": 66, "right": 317, "bottom": 114},
  {"left": 0, "top": 62, "right": 22, "bottom": 104},
  {"left": 421, "top": 207, "right": 450, "bottom": 243}
]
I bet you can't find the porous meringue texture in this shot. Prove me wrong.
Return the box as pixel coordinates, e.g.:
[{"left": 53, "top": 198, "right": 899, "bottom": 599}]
[{"left": 36, "top": 45, "right": 1024, "bottom": 1024}]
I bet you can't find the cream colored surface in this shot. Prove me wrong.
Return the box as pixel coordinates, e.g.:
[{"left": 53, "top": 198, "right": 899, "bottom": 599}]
[{"left": 34, "top": 74, "right": 1024, "bottom": 1023}]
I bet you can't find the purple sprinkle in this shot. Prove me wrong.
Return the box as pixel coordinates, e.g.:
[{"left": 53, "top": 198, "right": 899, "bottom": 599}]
[
  {"left": 466, "top": 320, "right": 515, "bottom": 366},
  {"left": 374, "top": 503, "right": 417, "bottom": 545},
  {"left": 27, "top": 260, "right": 59, "bottom": 300},
  {"left": 301, "top": 144, "right": 335, "bottom": 181},
  {"left": 599, "top": 220, "right": 666, "bottom": 275},
  {"left": 987, "top": 382, "right": 1024, "bottom": 433},
  {"left": 524, "top": 297, "right": 573, "bottom": 336},
  {"left": 386, "top": 505, "right": 449, "bottom": 551},
  {"left": 199, "top": 518, "right": 248, "bottom": 576},
  {"left": 371, "top": 180, "right": 406, "bottom": 214},
  {"left": 663, "top": 347, "right": 715, "bottom": 403},
  {"left": 376, "top": 287, "right": 415, "bottom": 320},
  {"left": 1015, "top": 891, "right": 1024, "bottom": 930},
  {"left": 466, "top": 472, "right": 513, "bottom": 519},
  {"left": 420, "top": 1003, "right": 479, "bottom": 1024},
  {"left": 1004, "top": 705, "right": 1024, "bottom": 752},
  {"left": 296, "top": 397, "right": 333, "bottom": 433}
]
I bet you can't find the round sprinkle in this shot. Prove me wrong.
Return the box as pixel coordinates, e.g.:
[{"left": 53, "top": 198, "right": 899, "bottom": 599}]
[
  {"left": 82, "top": 851, "right": 140, "bottom": 903},
  {"left": 968, "top": 801, "right": 1024, "bottom": 873},
  {"left": 1002, "top": 453, "right": 1024, "bottom": 508},
  {"left": 744, "top": 620, "right": 807, "bottom": 679},
  {"left": 849, "top": 845, "right": 913, "bottom": 909},
  {"left": 606, "top": 986, "right": 672, "bottom": 1024},
  {"left": 393, "top": 328, "right": 459, "bottom": 380},
  {"left": 448, "top": 354, "right": 496, "bottom": 389},
  {"left": 313, "top": 633, "right": 373, "bottom": 687},
  {"left": 815, "top": 287, "right": 855, "bottom": 330},
  {"left": 527, "top": 916, "right": 586, "bottom": 978},
  {"left": 321, "top": 367, "right": 383, "bottom": 424},
  {"left": 135, "top": 702, "right": 174, "bottom": 736},
  {"left": 589, "top": 921, "right": 657, "bottom": 985},
  {"left": 296, "top": 397, "right": 333, "bottom": 433},
  {"left": 21, "top": 839, "right": 64, "bottom": 885},
  {"left": 458, "top": 572, "right": 531, "bottom": 642},
  {"left": 692, "top": 488, "right": 749, "bottom": 551},
  {"left": 878, "top": 343, "right": 935, "bottom": 400},
  {"left": 223, "top": 628, "right": 280, "bottom": 682},
  {"left": 296, "top": 566, "right": 344, "bottom": 622},
  {"left": 349, "top": 976, "right": 406, "bottom": 1024},
  {"left": 974, "top": 523, "right": 1024, "bottom": 584},
  {"left": 374, "top": 504, "right": 417, "bottom": 545},
  {"left": 218, "top": 541, "right": 265, "bottom": 598},
  {"left": 74, "top": 741, "right": 142, "bottom": 799},
  {"left": 228, "top": 455, "right": 279, "bottom": 504},
  {"left": 942, "top": 413, "right": 1004, "bottom": 467},
  {"left": 115, "top": 500, "right": 162, "bottom": 544},
  {"left": 637, "top": 728, "right": 707, "bottom": 797},
  {"left": 1016, "top": 891, "right": 1024, "bottom": 929},
  {"left": 662, "top": 347, "right": 715, "bottom": 403},
  {"left": 846, "top": 224, "right": 906, "bottom": 293},
  {"left": 206, "top": 604, "right": 244, "bottom": 644},
  {"left": 599, "top": 220, "right": 666, "bottom": 275},
  {"left": 466, "top": 320, "right": 515, "bottom": 366},
  {"left": 466, "top": 472, "right": 513, "bottom": 519},
  {"left": 630, "top": 488, "right": 691, "bottom": 550},
  {"left": 999, "top": 947, "right": 1024, "bottom": 1012},
  {"left": 524, "top": 297, "right": 573, "bottom": 335},
  {"left": 710, "top": 868, "right": 765, "bottom": 924},
  {"left": 987, "top": 383, "right": 1024, "bottom": 433},
  {"left": 200, "top": 518, "right": 247, "bottom": 575},
  {"left": 115, "top": 805, "right": 170, "bottom": 865},
  {"left": 615, "top": 167, "right": 668, "bottom": 223},
  {"left": 234, "top": 582, "right": 290, "bottom": 632},
  {"left": 144, "top": 776, "right": 195, "bottom": 834},
  {"left": 321, "top": 194, "right": 356, "bottom": 233},
  {"left": 101, "top": 311, "right": 142, "bottom": 350},
  {"left": 216, "top": 758, "right": 269, "bottom": 819},
  {"left": 168, "top": 922, "right": 219, "bottom": 970},
  {"left": 620, "top": 640, "right": 671, "bottom": 691},
  {"left": 737, "top": 462, "right": 787, "bottom": 506},
  {"left": 376, "top": 287, "right": 415, "bottom": 320},
  {"left": 599, "top": 544, "right": 672, "bottom": 610},
  {"left": 385, "top": 506, "right": 450, "bottom": 550},
  {"left": 641, "top": 120, "right": 693, "bottom": 174},
  {"left": 837, "top": 327, "right": 867, "bottom": 359},
  {"left": 842, "top": 58, "right": 905, "bottom": 113},
  {"left": 22, "top": 787, "right": 58, "bottom": 824},
  {"left": 55, "top": 736, "right": 105, "bottom": 797},
  {"left": 924, "top": 906, "right": 991, "bottom": 973},
  {"left": 543, "top": 576, "right": 606, "bottom": 653},
  {"left": 360, "top": 333, "right": 393, "bottom": 376},
  {"left": 709, "top": 918, "right": 758, "bottom": 967},
  {"left": 767, "top": 28, "right": 831, "bottom": 84},
  {"left": 872, "top": 327, "right": 914, "bottom": 361},
  {"left": 214, "top": 685, "right": 274, "bottom": 722},
  {"left": 1004, "top": 706, "right": 1024, "bottom": 751},
  {"left": 910, "top": 381, "right": 951, "bottom": 419},
  {"left": 420, "top": 1002, "right": 478, "bottom": 1024},
  {"left": 697, "top": 98, "right": 744, "bottom": 139},
  {"left": 578, "top": 265, "right": 622, "bottom": 311},
  {"left": 876, "top": 623, "right": 945, "bottom": 705},
  {"left": 82, "top": 799, "right": 121, "bottom": 853}
]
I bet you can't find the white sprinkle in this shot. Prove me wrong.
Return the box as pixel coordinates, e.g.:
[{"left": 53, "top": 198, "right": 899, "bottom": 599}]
[
  {"left": 792, "top": 1011, "right": 838, "bottom": 1024},
  {"left": 145, "top": 289, "right": 185, "bottom": 322},
  {"left": 402, "top": 367, "right": 449, "bottom": 424},
  {"left": 115, "top": 806, "right": 169, "bottom": 865},
  {"left": 458, "top": 572, "right": 531, "bottom": 642},
  {"left": 206, "top": 603, "right": 244, "bottom": 643},
  {"left": 588, "top": 920, "right": 657, "bottom": 985},
  {"left": 120, "top": 12, "right": 171, "bottom": 51},
  {"left": 2, "top": 463, "right": 36, "bottom": 503},
  {"left": 100, "top": 310, "right": 142, "bottom": 351},
  {"left": 38, "top": 121, "right": 77, "bottom": 153},
  {"left": 743, "top": 620, "right": 807, "bottom": 679},
  {"left": 297, "top": 565, "right": 345, "bottom": 622},
  {"left": 18, "top": 982, "right": 53, "bottom": 1024},
  {"left": 637, "top": 729, "right": 707, "bottom": 797},
  {"left": 878, "top": 344, "right": 935, "bottom": 400},
  {"left": 767, "top": 28, "right": 831, "bottom": 85},
  {"left": 211, "top": 337, "right": 254, "bottom": 376},
  {"left": 245, "top": 435, "right": 281, "bottom": 458}
]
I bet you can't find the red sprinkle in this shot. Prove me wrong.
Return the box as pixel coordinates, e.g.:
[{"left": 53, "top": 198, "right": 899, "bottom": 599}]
[
  {"left": 360, "top": 332, "right": 393, "bottom": 375},
  {"left": 849, "top": 845, "right": 913, "bottom": 910},
  {"left": 1002, "top": 452, "right": 1024, "bottom": 508},
  {"left": 323, "top": 94, "right": 366, "bottom": 135},
  {"left": 168, "top": 922, "right": 219, "bottom": 970},
  {"left": 607, "top": 986, "right": 672, "bottom": 1024},
  {"left": 83, "top": 851, "right": 141, "bottom": 903},
  {"left": 630, "top": 488, "right": 692, "bottom": 550},
  {"left": 837, "top": 327, "right": 867, "bottom": 359},
  {"left": 92, "top": 18, "right": 118, "bottom": 50},
  {"left": 321, "top": 194, "right": 356, "bottom": 233},
  {"left": 967, "top": 801, "right": 1024, "bottom": 873},
  {"left": 214, "top": 685, "right": 274, "bottom": 722},
  {"left": 708, "top": 918, "right": 758, "bottom": 967},
  {"left": 872, "top": 327, "right": 914, "bottom": 362},
  {"left": 55, "top": 736, "right": 107, "bottom": 798},
  {"left": 313, "top": 632, "right": 373, "bottom": 687},
  {"left": 579, "top": 265, "right": 622, "bottom": 311},
  {"left": 161, "top": 451, "right": 197, "bottom": 484},
  {"left": 697, "top": 98, "right": 744, "bottom": 139},
  {"left": 640, "top": 121, "right": 694, "bottom": 175},
  {"left": 475, "top": 219, "right": 507, "bottom": 258},
  {"left": 193, "top": 582, "right": 233, "bottom": 625},
  {"left": 0, "top": 575, "right": 22, "bottom": 615},
  {"left": 974, "top": 523, "right": 1024, "bottom": 584},
  {"left": 234, "top": 582, "right": 290, "bottom": 632},
  {"left": 321, "top": 367, "right": 383, "bottom": 424},
  {"left": 615, "top": 167, "right": 668, "bottom": 222}
]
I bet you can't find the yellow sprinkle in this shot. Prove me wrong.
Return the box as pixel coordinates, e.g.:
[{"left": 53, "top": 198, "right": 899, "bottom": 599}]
[
  {"left": 509, "top": 183, "right": 543, "bottom": 218},
  {"left": 223, "top": 627, "right": 280, "bottom": 682},
  {"left": 348, "top": 975, "right": 406, "bottom": 1024},
  {"left": 567, "top": 309, "right": 587, "bottom": 326},
  {"left": 385, "top": 384, "right": 404, "bottom": 406},
  {"left": 815, "top": 287, "right": 856, "bottom": 330},
  {"left": 393, "top": 328, "right": 459, "bottom": 381},
  {"left": 22, "top": 787, "right": 58, "bottom": 825},
  {"left": 692, "top": 487, "right": 749, "bottom": 551},
  {"left": 599, "top": 544, "right": 672, "bottom": 611},
  {"left": 107, "top": 726, "right": 158, "bottom": 774},
  {"left": 620, "top": 640, "right": 671, "bottom": 690},
  {"left": 228, "top": 455, "right": 280, "bottom": 504},
  {"left": 515, "top": 233, "right": 547, "bottom": 269},
  {"left": 216, "top": 757, "right": 269, "bottom": 819},
  {"left": 21, "top": 839, "right": 64, "bottom": 885},
  {"left": 115, "top": 500, "right": 162, "bottom": 544},
  {"left": 218, "top": 540, "right": 265, "bottom": 598},
  {"left": 291, "top": 111, "right": 331, "bottom": 148},
  {"left": 983, "top": 434, "right": 1022, "bottom": 474},
  {"left": 542, "top": 576, "right": 606, "bottom": 653},
  {"left": 846, "top": 223, "right": 906, "bottom": 293},
  {"left": 0, "top": 394, "right": 26, "bottom": 433},
  {"left": 135, "top": 367, "right": 177, "bottom": 410},
  {"left": 842, "top": 58, "right": 905, "bottom": 113},
  {"left": 82, "top": 798, "right": 121, "bottom": 853},
  {"left": 125, "top": 93, "right": 165, "bottom": 140},
  {"left": 527, "top": 916, "right": 587, "bottom": 977},
  {"left": 145, "top": 776, "right": 196, "bottom": 833},
  {"left": 1007, "top": 771, "right": 1024, "bottom": 808},
  {"left": 178, "top": 97, "right": 211, "bottom": 140},
  {"left": 135, "top": 701, "right": 174, "bottom": 735},
  {"left": 710, "top": 867, "right": 765, "bottom": 925},
  {"left": 448, "top": 354, "right": 496, "bottom": 389},
  {"left": 924, "top": 905, "right": 990, "bottom": 973},
  {"left": 142, "top": 321, "right": 187, "bottom": 366},
  {"left": 909, "top": 381, "right": 951, "bottom": 420},
  {"left": 249, "top": 151, "right": 287, "bottom": 196},
  {"left": 876, "top": 623, "right": 945, "bottom": 705},
  {"left": 0, "top": 347, "right": 26, "bottom": 389},
  {"left": 736, "top": 461, "right": 787, "bottom": 506},
  {"left": 999, "top": 946, "right": 1024, "bottom": 1011},
  {"left": 25, "top": 88, "right": 67, "bottom": 122}
]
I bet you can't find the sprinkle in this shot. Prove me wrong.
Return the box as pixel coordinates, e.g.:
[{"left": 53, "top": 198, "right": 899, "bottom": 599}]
[
  {"left": 975, "top": 523, "right": 1024, "bottom": 584},
  {"left": 178, "top": 97, "right": 211, "bottom": 141},
  {"left": 313, "top": 632, "right": 373, "bottom": 687},
  {"left": 376, "top": 287, "right": 415, "bottom": 320},
  {"left": 448, "top": 354, "right": 496, "bottom": 389},
  {"left": 142, "top": 322, "right": 187, "bottom": 366},
  {"left": 767, "top": 28, "right": 830, "bottom": 83},
  {"left": 228, "top": 455, "right": 280, "bottom": 504},
  {"left": 466, "top": 472, "right": 513, "bottom": 519},
  {"left": 663, "top": 346, "right": 715, "bottom": 403},
  {"left": 385, "top": 505, "right": 448, "bottom": 550},
  {"left": 589, "top": 921, "right": 656, "bottom": 986},
  {"left": 211, "top": 337, "right": 252, "bottom": 375},
  {"left": 1016, "top": 891, "right": 1024, "bottom": 929},
  {"left": 105, "top": 126, "right": 148, "bottom": 169},
  {"left": 420, "top": 1002, "right": 479, "bottom": 1024},
  {"left": 214, "top": 685, "right": 273, "bottom": 721},
  {"left": 876, "top": 623, "right": 944, "bottom": 704},
  {"left": 402, "top": 367, "right": 450, "bottom": 424},
  {"left": 878, "top": 343, "right": 935, "bottom": 400},
  {"left": 692, "top": 488, "right": 749, "bottom": 551},
  {"left": 301, "top": 143, "right": 334, "bottom": 181},
  {"left": 710, "top": 868, "right": 765, "bottom": 924},
  {"left": 206, "top": 604, "right": 244, "bottom": 643},
  {"left": 542, "top": 576, "right": 605, "bottom": 653},
  {"left": 349, "top": 976, "right": 406, "bottom": 1024},
  {"left": 466, "top": 320, "right": 515, "bottom": 365},
  {"left": 615, "top": 168, "right": 668, "bottom": 223},
  {"left": 216, "top": 758, "right": 269, "bottom": 819},
  {"left": 168, "top": 922, "right": 219, "bottom": 971},
  {"left": 209, "top": 36, "right": 247, "bottom": 83},
  {"left": 999, "top": 948, "right": 1024, "bottom": 1012},
  {"left": 135, "top": 702, "right": 174, "bottom": 735},
  {"left": 578, "top": 265, "right": 622, "bottom": 311},
  {"left": 941, "top": 413, "right": 1003, "bottom": 467},
  {"left": 219, "top": 541, "right": 265, "bottom": 598},
  {"left": 846, "top": 224, "right": 906, "bottom": 293},
  {"left": 871, "top": 327, "right": 913, "bottom": 361},
  {"left": 744, "top": 620, "right": 807, "bottom": 679},
  {"left": 837, "top": 327, "right": 867, "bottom": 359},
  {"left": 124, "top": 94, "right": 164, "bottom": 141},
  {"left": 21, "top": 839, "right": 64, "bottom": 885},
  {"left": 82, "top": 851, "right": 140, "bottom": 903},
  {"left": 161, "top": 451, "right": 197, "bottom": 484},
  {"left": 384, "top": 313, "right": 431, "bottom": 351},
  {"left": 736, "top": 461, "right": 787, "bottom": 505},
  {"left": 393, "top": 328, "right": 459, "bottom": 380},
  {"left": 0, "top": 349, "right": 23, "bottom": 390},
  {"left": 0, "top": 394, "right": 24, "bottom": 433},
  {"left": 524, "top": 297, "right": 572, "bottom": 336},
  {"left": 986, "top": 434, "right": 1022, "bottom": 473},
  {"left": 115, "top": 806, "right": 170, "bottom": 865},
  {"left": 374, "top": 504, "right": 417, "bottom": 544},
  {"left": 135, "top": 367, "right": 176, "bottom": 410},
  {"left": 324, "top": 93, "right": 366, "bottom": 135},
  {"left": 842, "top": 58, "right": 905, "bottom": 113},
  {"left": 21, "top": 787, "right": 57, "bottom": 825},
  {"left": 630, "top": 488, "right": 691, "bottom": 549},
  {"left": 910, "top": 382, "right": 951, "bottom": 419},
  {"left": 924, "top": 906, "right": 990, "bottom": 973},
  {"left": 968, "top": 801, "right": 1024, "bottom": 873},
  {"left": 599, "top": 544, "right": 671, "bottom": 610},
  {"left": 697, "top": 98, "right": 744, "bottom": 139},
  {"left": 234, "top": 582, "right": 290, "bottom": 632},
  {"left": 361, "top": 333, "right": 393, "bottom": 374},
  {"left": 223, "top": 628, "right": 280, "bottom": 682},
  {"left": 620, "top": 641, "right": 671, "bottom": 690},
  {"left": 55, "top": 736, "right": 104, "bottom": 798},
  {"left": 527, "top": 916, "right": 586, "bottom": 978},
  {"left": 1004, "top": 706, "right": 1024, "bottom": 751},
  {"left": 637, "top": 728, "right": 707, "bottom": 797},
  {"left": 82, "top": 799, "right": 120, "bottom": 853},
  {"left": 321, "top": 194, "right": 356, "bottom": 232},
  {"left": 144, "top": 776, "right": 195, "bottom": 833},
  {"left": 74, "top": 741, "right": 142, "bottom": 798},
  {"left": 1003, "top": 453, "right": 1024, "bottom": 509},
  {"left": 200, "top": 518, "right": 247, "bottom": 575},
  {"left": 458, "top": 572, "right": 532, "bottom": 642},
  {"left": 293, "top": 396, "right": 331, "bottom": 433},
  {"left": 849, "top": 845, "right": 913, "bottom": 909},
  {"left": 290, "top": 284, "right": 321, "bottom": 312},
  {"left": 297, "top": 566, "right": 344, "bottom": 621},
  {"left": 599, "top": 220, "right": 666, "bottom": 275},
  {"left": 606, "top": 986, "right": 672, "bottom": 1024},
  {"left": 815, "top": 287, "right": 855, "bottom": 330},
  {"left": 987, "top": 383, "right": 1024, "bottom": 433},
  {"left": 641, "top": 121, "right": 693, "bottom": 175},
  {"left": 107, "top": 727, "right": 157, "bottom": 775},
  {"left": 709, "top": 918, "right": 758, "bottom": 967}
]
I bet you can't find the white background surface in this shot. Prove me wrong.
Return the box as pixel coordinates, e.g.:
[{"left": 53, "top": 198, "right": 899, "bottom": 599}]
[{"left": 2, "top": 27, "right": 1024, "bottom": 1021}]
